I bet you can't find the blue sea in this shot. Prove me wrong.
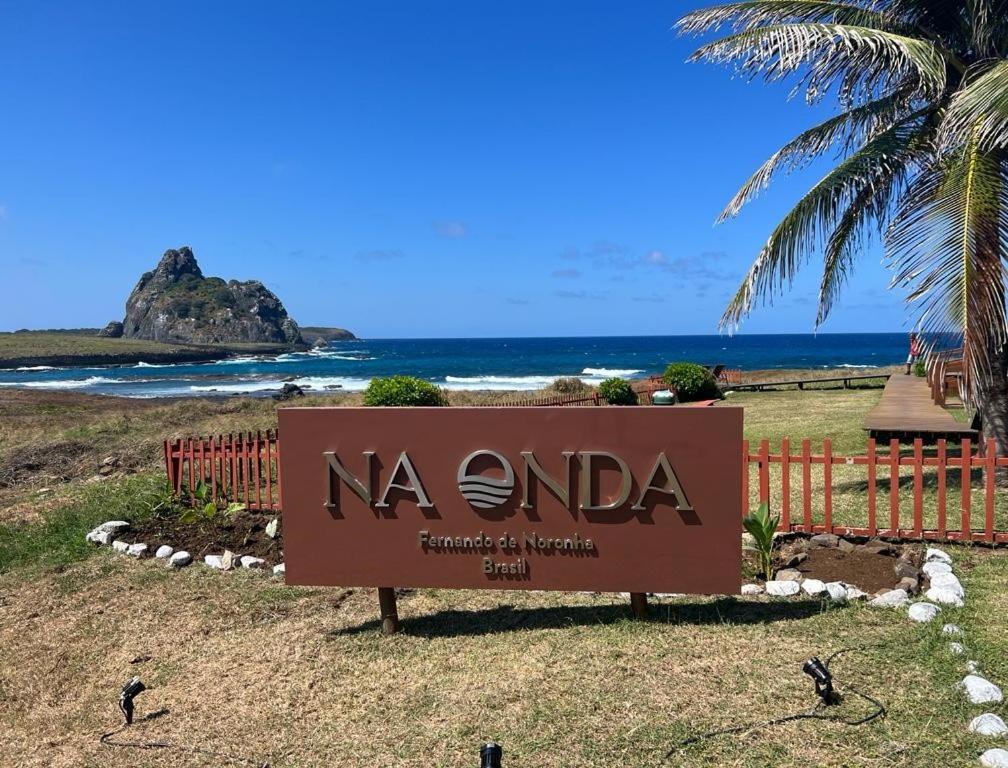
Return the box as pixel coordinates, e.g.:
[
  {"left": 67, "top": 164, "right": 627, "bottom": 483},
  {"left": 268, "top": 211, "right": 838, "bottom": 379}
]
[{"left": 0, "top": 334, "right": 910, "bottom": 398}]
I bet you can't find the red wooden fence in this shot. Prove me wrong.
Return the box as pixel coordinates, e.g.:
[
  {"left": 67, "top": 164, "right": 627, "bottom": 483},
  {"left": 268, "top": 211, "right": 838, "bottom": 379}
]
[
  {"left": 163, "top": 430, "right": 281, "bottom": 512},
  {"left": 744, "top": 437, "right": 1008, "bottom": 543},
  {"left": 164, "top": 431, "right": 1007, "bottom": 544}
]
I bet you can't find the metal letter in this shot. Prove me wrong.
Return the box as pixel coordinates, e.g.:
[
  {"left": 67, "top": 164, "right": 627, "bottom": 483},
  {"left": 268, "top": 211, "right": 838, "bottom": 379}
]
[
  {"left": 578, "top": 451, "right": 632, "bottom": 511},
  {"left": 631, "top": 453, "right": 694, "bottom": 511},
  {"left": 457, "top": 449, "right": 515, "bottom": 509},
  {"left": 324, "top": 451, "right": 374, "bottom": 509},
  {"left": 375, "top": 452, "right": 434, "bottom": 509},
  {"left": 520, "top": 451, "right": 573, "bottom": 509}
]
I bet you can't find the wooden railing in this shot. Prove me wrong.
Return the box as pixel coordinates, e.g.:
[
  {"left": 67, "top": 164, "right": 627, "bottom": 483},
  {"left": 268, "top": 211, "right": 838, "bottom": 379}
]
[
  {"left": 744, "top": 437, "right": 1008, "bottom": 543},
  {"left": 164, "top": 430, "right": 281, "bottom": 512},
  {"left": 164, "top": 430, "right": 1008, "bottom": 545},
  {"left": 926, "top": 347, "right": 964, "bottom": 407}
]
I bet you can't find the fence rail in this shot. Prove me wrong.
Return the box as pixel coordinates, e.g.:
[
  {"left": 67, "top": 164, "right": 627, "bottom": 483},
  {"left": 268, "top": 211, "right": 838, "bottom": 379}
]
[
  {"left": 744, "top": 437, "right": 1008, "bottom": 543},
  {"left": 164, "top": 430, "right": 281, "bottom": 512},
  {"left": 164, "top": 431, "right": 1008, "bottom": 544}
]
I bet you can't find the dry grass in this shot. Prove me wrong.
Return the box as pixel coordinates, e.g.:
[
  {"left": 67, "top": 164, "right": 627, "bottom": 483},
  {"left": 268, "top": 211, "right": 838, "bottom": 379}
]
[{"left": 0, "top": 548, "right": 1000, "bottom": 768}]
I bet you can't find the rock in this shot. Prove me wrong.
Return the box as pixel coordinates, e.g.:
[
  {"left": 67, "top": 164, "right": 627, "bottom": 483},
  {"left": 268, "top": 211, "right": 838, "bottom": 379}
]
[
  {"left": 942, "top": 623, "right": 963, "bottom": 635},
  {"left": 801, "top": 579, "right": 827, "bottom": 596},
  {"left": 783, "top": 552, "right": 807, "bottom": 568},
  {"left": 204, "top": 554, "right": 227, "bottom": 570},
  {"left": 908, "top": 602, "right": 940, "bottom": 623},
  {"left": 971, "top": 713, "right": 1008, "bottom": 737},
  {"left": 126, "top": 543, "right": 148, "bottom": 558},
  {"left": 824, "top": 582, "right": 847, "bottom": 603},
  {"left": 273, "top": 562, "right": 286, "bottom": 577},
  {"left": 86, "top": 529, "right": 115, "bottom": 545},
  {"left": 968, "top": 660, "right": 982, "bottom": 673},
  {"left": 221, "top": 550, "right": 236, "bottom": 570},
  {"left": 168, "top": 551, "right": 192, "bottom": 567},
  {"left": 313, "top": 337, "right": 328, "bottom": 348},
  {"left": 950, "top": 642, "right": 966, "bottom": 655},
  {"left": 775, "top": 568, "right": 804, "bottom": 582},
  {"left": 864, "top": 538, "right": 896, "bottom": 555},
  {"left": 894, "top": 561, "right": 921, "bottom": 580},
  {"left": 963, "top": 675, "right": 1003, "bottom": 704},
  {"left": 154, "top": 545, "right": 174, "bottom": 559},
  {"left": 240, "top": 556, "right": 267, "bottom": 569},
  {"left": 810, "top": 533, "right": 839, "bottom": 548},
  {"left": 926, "top": 586, "right": 964, "bottom": 607},
  {"left": 112, "top": 540, "right": 130, "bottom": 553},
  {"left": 896, "top": 577, "right": 920, "bottom": 595},
  {"left": 929, "top": 572, "right": 964, "bottom": 597},
  {"left": 845, "top": 585, "right": 868, "bottom": 601},
  {"left": 265, "top": 518, "right": 280, "bottom": 539},
  {"left": 272, "top": 382, "right": 305, "bottom": 401},
  {"left": 121, "top": 246, "right": 304, "bottom": 345},
  {"left": 869, "top": 589, "right": 910, "bottom": 608},
  {"left": 922, "top": 560, "right": 952, "bottom": 578},
  {"left": 97, "top": 320, "right": 124, "bottom": 338},
  {"left": 980, "top": 749, "right": 1008, "bottom": 768},
  {"left": 740, "top": 583, "right": 763, "bottom": 595},
  {"left": 765, "top": 580, "right": 801, "bottom": 597},
  {"left": 837, "top": 538, "right": 856, "bottom": 553},
  {"left": 96, "top": 520, "right": 130, "bottom": 535},
  {"left": 925, "top": 547, "right": 952, "bottom": 565}
]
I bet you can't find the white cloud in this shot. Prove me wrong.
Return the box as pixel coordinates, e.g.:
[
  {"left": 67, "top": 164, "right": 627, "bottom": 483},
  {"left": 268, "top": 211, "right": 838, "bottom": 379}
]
[{"left": 433, "top": 220, "right": 467, "bottom": 238}]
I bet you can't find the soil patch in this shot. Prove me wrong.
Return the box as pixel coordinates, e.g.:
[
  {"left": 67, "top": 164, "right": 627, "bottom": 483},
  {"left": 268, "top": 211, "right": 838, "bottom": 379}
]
[
  {"left": 794, "top": 547, "right": 900, "bottom": 593},
  {"left": 129, "top": 511, "right": 283, "bottom": 565}
]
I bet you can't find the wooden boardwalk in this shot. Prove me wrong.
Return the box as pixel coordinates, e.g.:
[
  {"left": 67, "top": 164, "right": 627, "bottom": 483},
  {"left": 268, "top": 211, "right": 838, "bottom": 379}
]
[{"left": 864, "top": 373, "right": 977, "bottom": 440}]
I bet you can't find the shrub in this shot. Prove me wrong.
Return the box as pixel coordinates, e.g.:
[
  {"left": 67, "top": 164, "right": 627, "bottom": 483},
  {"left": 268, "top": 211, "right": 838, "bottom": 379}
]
[
  {"left": 598, "top": 377, "right": 637, "bottom": 405},
  {"left": 742, "top": 502, "right": 779, "bottom": 582},
  {"left": 363, "top": 375, "right": 448, "bottom": 407},
  {"left": 550, "top": 376, "right": 589, "bottom": 394},
  {"left": 914, "top": 360, "right": 926, "bottom": 377},
  {"left": 662, "top": 362, "right": 721, "bottom": 402}
]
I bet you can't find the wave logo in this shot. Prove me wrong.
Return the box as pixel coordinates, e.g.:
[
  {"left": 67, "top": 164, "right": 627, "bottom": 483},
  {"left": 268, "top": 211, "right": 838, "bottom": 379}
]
[{"left": 456, "top": 450, "right": 515, "bottom": 509}]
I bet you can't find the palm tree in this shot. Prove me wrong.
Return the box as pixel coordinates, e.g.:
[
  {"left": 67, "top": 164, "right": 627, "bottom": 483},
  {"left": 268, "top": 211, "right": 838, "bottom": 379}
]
[{"left": 678, "top": 1, "right": 1008, "bottom": 459}]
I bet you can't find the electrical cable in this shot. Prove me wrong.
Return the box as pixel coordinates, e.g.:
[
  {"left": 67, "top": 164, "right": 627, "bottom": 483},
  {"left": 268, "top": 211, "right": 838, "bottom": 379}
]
[
  {"left": 99, "top": 712, "right": 271, "bottom": 767},
  {"left": 662, "top": 642, "right": 890, "bottom": 761}
]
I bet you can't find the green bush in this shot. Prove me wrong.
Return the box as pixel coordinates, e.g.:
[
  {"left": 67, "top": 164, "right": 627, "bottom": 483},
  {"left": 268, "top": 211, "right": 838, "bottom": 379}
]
[
  {"left": 914, "top": 360, "right": 926, "bottom": 377},
  {"left": 598, "top": 377, "right": 637, "bottom": 405},
  {"left": 662, "top": 362, "right": 722, "bottom": 402},
  {"left": 550, "top": 376, "right": 589, "bottom": 394},
  {"left": 363, "top": 375, "right": 448, "bottom": 407}
]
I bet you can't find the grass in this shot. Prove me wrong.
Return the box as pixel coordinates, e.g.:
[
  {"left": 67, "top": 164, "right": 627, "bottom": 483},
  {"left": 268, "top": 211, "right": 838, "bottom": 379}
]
[{"left": 0, "top": 382, "right": 1006, "bottom": 766}]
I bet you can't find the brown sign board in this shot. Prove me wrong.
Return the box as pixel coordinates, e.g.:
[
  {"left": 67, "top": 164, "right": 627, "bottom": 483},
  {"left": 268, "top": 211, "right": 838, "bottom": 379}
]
[{"left": 278, "top": 407, "right": 742, "bottom": 594}]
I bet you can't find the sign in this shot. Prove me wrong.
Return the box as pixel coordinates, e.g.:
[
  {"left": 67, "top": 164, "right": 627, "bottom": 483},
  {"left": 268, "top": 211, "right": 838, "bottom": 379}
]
[{"left": 278, "top": 406, "right": 741, "bottom": 594}]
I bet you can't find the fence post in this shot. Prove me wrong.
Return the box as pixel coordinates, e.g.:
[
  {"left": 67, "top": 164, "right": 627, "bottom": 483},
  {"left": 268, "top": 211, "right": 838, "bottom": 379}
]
[
  {"left": 985, "top": 438, "right": 996, "bottom": 542},
  {"left": 961, "top": 438, "right": 972, "bottom": 540},
  {"left": 801, "top": 439, "right": 812, "bottom": 532},
  {"left": 889, "top": 438, "right": 900, "bottom": 536},
  {"left": 823, "top": 439, "right": 832, "bottom": 534},
  {"left": 742, "top": 440, "right": 750, "bottom": 516},
  {"left": 937, "top": 439, "right": 947, "bottom": 539},
  {"left": 758, "top": 439, "right": 770, "bottom": 508},
  {"left": 780, "top": 438, "right": 790, "bottom": 531},
  {"left": 867, "top": 437, "right": 877, "bottom": 536},
  {"left": 912, "top": 438, "right": 923, "bottom": 538}
]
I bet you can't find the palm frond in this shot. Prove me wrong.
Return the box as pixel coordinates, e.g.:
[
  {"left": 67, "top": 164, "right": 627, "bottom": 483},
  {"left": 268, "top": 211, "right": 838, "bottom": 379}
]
[
  {"left": 720, "top": 110, "right": 930, "bottom": 328},
  {"left": 938, "top": 60, "right": 1008, "bottom": 152},
  {"left": 719, "top": 87, "right": 920, "bottom": 221},
  {"left": 688, "top": 23, "right": 947, "bottom": 101},
  {"left": 887, "top": 136, "right": 1008, "bottom": 398},
  {"left": 676, "top": 1, "right": 909, "bottom": 36}
]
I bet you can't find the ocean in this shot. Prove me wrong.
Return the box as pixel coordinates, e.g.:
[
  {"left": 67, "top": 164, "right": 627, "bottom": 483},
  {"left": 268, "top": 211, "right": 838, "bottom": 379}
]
[{"left": 0, "top": 333, "right": 910, "bottom": 398}]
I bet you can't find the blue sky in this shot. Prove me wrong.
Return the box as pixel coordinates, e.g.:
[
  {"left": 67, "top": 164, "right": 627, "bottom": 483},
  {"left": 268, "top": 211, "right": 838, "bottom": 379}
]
[{"left": 0, "top": 1, "right": 909, "bottom": 338}]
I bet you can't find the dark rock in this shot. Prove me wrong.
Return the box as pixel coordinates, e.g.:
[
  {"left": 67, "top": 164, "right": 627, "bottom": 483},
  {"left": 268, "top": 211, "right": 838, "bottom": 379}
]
[
  {"left": 864, "top": 538, "right": 896, "bottom": 555},
  {"left": 272, "top": 382, "right": 305, "bottom": 401},
  {"left": 313, "top": 337, "right": 328, "bottom": 348},
  {"left": 97, "top": 321, "right": 124, "bottom": 338},
  {"left": 783, "top": 552, "right": 808, "bottom": 569},
  {"left": 894, "top": 561, "right": 920, "bottom": 581},
  {"left": 896, "top": 576, "right": 920, "bottom": 595},
  {"left": 121, "top": 246, "right": 304, "bottom": 346},
  {"left": 810, "top": 533, "right": 840, "bottom": 548},
  {"left": 837, "top": 538, "right": 856, "bottom": 553},
  {"left": 775, "top": 568, "right": 803, "bottom": 582}
]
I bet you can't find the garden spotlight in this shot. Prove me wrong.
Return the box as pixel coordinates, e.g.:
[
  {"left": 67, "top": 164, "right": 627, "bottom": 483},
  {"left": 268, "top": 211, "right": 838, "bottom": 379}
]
[
  {"left": 480, "top": 741, "right": 503, "bottom": 768},
  {"left": 118, "top": 676, "right": 145, "bottom": 725},
  {"left": 802, "top": 657, "right": 841, "bottom": 705}
]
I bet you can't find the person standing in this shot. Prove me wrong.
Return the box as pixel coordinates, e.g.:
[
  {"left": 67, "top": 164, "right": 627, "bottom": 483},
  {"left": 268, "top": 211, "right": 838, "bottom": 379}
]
[{"left": 906, "top": 332, "right": 922, "bottom": 374}]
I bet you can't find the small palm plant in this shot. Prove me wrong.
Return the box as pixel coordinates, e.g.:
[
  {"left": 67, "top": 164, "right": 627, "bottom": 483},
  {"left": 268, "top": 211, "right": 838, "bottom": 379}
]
[{"left": 742, "top": 501, "right": 780, "bottom": 582}]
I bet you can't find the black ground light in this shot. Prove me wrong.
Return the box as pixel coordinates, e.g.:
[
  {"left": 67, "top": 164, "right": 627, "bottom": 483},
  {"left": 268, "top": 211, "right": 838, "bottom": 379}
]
[
  {"left": 118, "top": 676, "right": 145, "bottom": 725},
  {"left": 481, "top": 741, "right": 503, "bottom": 768},
  {"left": 803, "top": 656, "right": 842, "bottom": 705}
]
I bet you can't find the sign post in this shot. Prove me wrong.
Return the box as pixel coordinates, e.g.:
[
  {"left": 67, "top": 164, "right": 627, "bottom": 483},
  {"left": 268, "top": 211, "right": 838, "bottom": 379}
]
[{"left": 278, "top": 406, "right": 742, "bottom": 632}]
